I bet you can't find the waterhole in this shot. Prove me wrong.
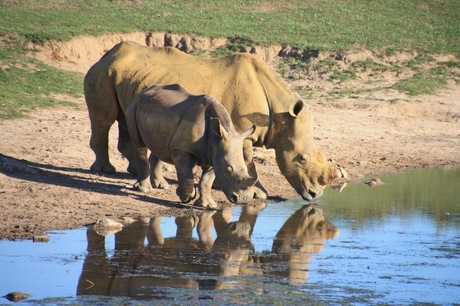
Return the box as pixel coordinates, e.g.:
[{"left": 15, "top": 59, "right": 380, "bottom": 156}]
[{"left": 1, "top": 166, "right": 459, "bottom": 304}]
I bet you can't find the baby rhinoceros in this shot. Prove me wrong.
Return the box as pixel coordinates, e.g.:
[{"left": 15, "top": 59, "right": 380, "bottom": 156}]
[{"left": 126, "top": 84, "right": 257, "bottom": 208}]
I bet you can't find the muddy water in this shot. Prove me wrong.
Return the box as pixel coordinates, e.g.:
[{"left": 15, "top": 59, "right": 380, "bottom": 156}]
[{"left": 1, "top": 166, "right": 459, "bottom": 305}]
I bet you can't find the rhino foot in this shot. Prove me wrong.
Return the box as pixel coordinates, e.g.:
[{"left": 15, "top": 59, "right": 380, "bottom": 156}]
[
  {"left": 151, "top": 178, "right": 170, "bottom": 190},
  {"left": 252, "top": 186, "right": 268, "bottom": 200},
  {"left": 127, "top": 162, "right": 138, "bottom": 175},
  {"left": 133, "top": 182, "right": 150, "bottom": 193},
  {"left": 90, "top": 162, "right": 116, "bottom": 174},
  {"left": 195, "top": 198, "right": 217, "bottom": 209},
  {"left": 179, "top": 189, "right": 197, "bottom": 203}
]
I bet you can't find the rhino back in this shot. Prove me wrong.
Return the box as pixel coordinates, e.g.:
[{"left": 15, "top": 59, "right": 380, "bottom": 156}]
[
  {"left": 134, "top": 85, "right": 212, "bottom": 162},
  {"left": 91, "top": 41, "right": 299, "bottom": 147}
]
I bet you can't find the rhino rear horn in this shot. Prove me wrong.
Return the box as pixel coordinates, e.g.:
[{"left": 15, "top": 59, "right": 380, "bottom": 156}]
[
  {"left": 240, "top": 124, "right": 256, "bottom": 140},
  {"left": 243, "top": 175, "right": 258, "bottom": 187}
]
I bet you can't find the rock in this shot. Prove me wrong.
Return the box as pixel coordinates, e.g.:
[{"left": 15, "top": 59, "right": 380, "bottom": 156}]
[
  {"left": 3, "top": 292, "right": 30, "bottom": 302},
  {"left": 364, "top": 178, "right": 384, "bottom": 187},
  {"left": 33, "top": 235, "right": 50, "bottom": 243},
  {"left": 91, "top": 218, "right": 123, "bottom": 236}
]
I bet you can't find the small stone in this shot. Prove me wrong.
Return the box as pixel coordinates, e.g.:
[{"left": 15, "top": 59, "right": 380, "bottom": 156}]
[
  {"left": 4, "top": 291, "right": 30, "bottom": 302},
  {"left": 91, "top": 218, "right": 123, "bottom": 236},
  {"left": 364, "top": 178, "right": 384, "bottom": 187},
  {"left": 33, "top": 235, "right": 50, "bottom": 243}
]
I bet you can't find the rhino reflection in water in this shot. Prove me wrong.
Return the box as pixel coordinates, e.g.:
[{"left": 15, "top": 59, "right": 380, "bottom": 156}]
[
  {"left": 259, "top": 204, "right": 340, "bottom": 284},
  {"left": 77, "top": 204, "right": 338, "bottom": 297}
]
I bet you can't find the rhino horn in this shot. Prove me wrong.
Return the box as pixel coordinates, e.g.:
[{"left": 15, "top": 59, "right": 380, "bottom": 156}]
[
  {"left": 324, "top": 165, "right": 347, "bottom": 185},
  {"left": 239, "top": 124, "right": 256, "bottom": 140},
  {"left": 244, "top": 175, "right": 258, "bottom": 187},
  {"left": 339, "top": 166, "right": 347, "bottom": 179}
]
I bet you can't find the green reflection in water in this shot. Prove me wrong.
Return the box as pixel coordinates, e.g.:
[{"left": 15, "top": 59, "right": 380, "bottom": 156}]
[{"left": 319, "top": 166, "right": 460, "bottom": 230}]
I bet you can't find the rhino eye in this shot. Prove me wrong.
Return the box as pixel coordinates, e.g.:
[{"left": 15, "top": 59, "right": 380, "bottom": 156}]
[
  {"left": 299, "top": 154, "right": 310, "bottom": 165},
  {"left": 225, "top": 166, "right": 234, "bottom": 176}
]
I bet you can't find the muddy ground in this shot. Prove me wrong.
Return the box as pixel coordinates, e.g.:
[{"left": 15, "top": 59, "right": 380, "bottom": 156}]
[{"left": 1, "top": 32, "right": 459, "bottom": 240}]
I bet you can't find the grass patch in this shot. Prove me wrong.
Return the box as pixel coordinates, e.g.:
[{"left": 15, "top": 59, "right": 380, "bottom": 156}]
[
  {"left": 0, "top": 38, "right": 83, "bottom": 119},
  {"left": 0, "top": 0, "right": 459, "bottom": 117},
  {"left": 0, "top": 0, "right": 459, "bottom": 54},
  {"left": 391, "top": 65, "right": 458, "bottom": 96},
  {"left": 329, "top": 69, "right": 357, "bottom": 82}
]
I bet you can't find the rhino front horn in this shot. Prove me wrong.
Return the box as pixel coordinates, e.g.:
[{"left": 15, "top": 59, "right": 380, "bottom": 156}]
[{"left": 339, "top": 167, "right": 347, "bottom": 179}]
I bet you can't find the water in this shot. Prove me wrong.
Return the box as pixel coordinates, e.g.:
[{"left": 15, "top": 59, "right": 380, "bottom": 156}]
[{"left": 1, "top": 166, "right": 459, "bottom": 305}]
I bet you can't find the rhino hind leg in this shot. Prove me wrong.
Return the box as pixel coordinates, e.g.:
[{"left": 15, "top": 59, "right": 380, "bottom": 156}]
[
  {"left": 149, "top": 155, "right": 170, "bottom": 190},
  {"left": 89, "top": 120, "right": 116, "bottom": 174}
]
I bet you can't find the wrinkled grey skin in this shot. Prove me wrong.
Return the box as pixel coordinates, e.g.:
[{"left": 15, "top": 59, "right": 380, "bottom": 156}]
[{"left": 126, "top": 84, "right": 257, "bottom": 208}]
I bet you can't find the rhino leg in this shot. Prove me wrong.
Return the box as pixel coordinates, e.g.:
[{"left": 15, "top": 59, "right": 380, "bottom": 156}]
[
  {"left": 197, "top": 211, "right": 216, "bottom": 249},
  {"left": 195, "top": 166, "right": 217, "bottom": 208},
  {"left": 149, "top": 155, "right": 170, "bottom": 189},
  {"left": 89, "top": 119, "right": 116, "bottom": 174},
  {"left": 117, "top": 117, "right": 137, "bottom": 175},
  {"left": 147, "top": 217, "right": 164, "bottom": 246},
  {"left": 173, "top": 153, "right": 197, "bottom": 203},
  {"left": 133, "top": 146, "right": 151, "bottom": 193},
  {"left": 243, "top": 140, "right": 268, "bottom": 200}
]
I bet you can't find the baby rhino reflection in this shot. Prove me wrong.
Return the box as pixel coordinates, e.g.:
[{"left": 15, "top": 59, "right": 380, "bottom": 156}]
[
  {"left": 212, "top": 221, "right": 254, "bottom": 289},
  {"left": 259, "top": 204, "right": 339, "bottom": 284}
]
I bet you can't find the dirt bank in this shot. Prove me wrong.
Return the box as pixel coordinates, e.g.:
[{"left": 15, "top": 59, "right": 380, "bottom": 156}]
[{"left": 1, "top": 32, "right": 459, "bottom": 240}]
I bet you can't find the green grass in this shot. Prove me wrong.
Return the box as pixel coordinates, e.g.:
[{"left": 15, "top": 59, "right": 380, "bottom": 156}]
[
  {"left": 1, "top": 0, "right": 459, "bottom": 54},
  {"left": 0, "top": 0, "right": 459, "bottom": 118},
  {"left": 0, "top": 37, "right": 82, "bottom": 119},
  {"left": 392, "top": 64, "right": 459, "bottom": 96}
]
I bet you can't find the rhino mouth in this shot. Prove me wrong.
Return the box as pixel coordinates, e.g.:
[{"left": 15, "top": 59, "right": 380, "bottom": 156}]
[
  {"left": 228, "top": 191, "right": 251, "bottom": 204},
  {"left": 301, "top": 182, "right": 322, "bottom": 202}
]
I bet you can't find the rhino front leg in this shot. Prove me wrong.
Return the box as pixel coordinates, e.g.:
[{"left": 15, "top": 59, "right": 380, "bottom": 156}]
[
  {"left": 195, "top": 166, "right": 217, "bottom": 208},
  {"left": 197, "top": 210, "right": 216, "bottom": 249},
  {"left": 149, "top": 155, "right": 170, "bottom": 189},
  {"left": 133, "top": 146, "right": 152, "bottom": 193},
  {"left": 147, "top": 217, "right": 164, "bottom": 246},
  {"left": 173, "top": 153, "right": 197, "bottom": 203},
  {"left": 244, "top": 140, "right": 268, "bottom": 200}
]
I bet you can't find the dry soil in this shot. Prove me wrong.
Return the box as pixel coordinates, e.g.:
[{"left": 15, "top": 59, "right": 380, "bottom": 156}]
[{"left": 1, "top": 32, "right": 459, "bottom": 240}]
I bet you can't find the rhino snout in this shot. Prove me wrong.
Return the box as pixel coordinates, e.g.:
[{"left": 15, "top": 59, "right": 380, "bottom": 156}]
[
  {"left": 302, "top": 188, "right": 323, "bottom": 202},
  {"left": 229, "top": 190, "right": 252, "bottom": 204}
]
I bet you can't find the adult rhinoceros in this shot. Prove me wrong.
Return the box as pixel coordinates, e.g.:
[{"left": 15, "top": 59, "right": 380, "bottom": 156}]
[{"left": 84, "top": 41, "right": 345, "bottom": 201}]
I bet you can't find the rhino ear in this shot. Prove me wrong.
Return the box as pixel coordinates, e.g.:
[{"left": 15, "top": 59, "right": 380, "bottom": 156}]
[
  {"left": 288, "top": 100, "right": 304, "bottom": 117},
  {"left": 210, "top": 117, "right": 229, "bottom": 139},
  {"left": 240, "top": 123, "right": 256, "bottom": 140}
]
